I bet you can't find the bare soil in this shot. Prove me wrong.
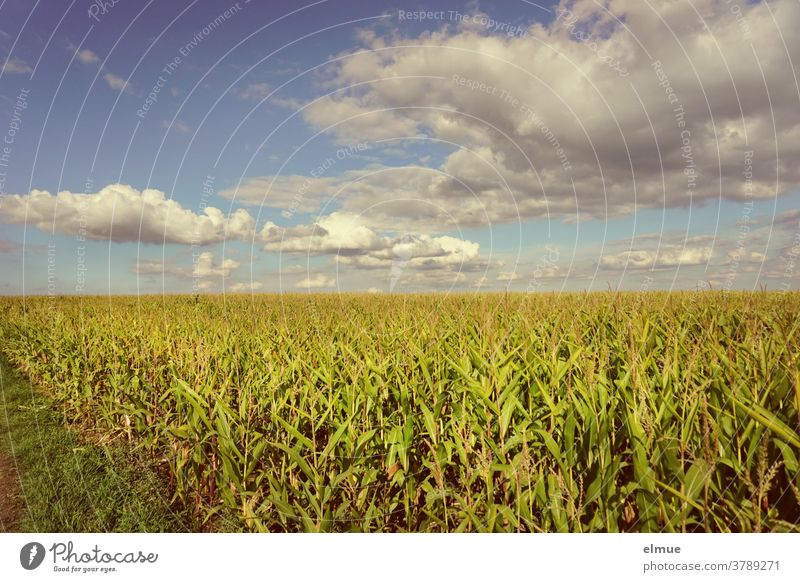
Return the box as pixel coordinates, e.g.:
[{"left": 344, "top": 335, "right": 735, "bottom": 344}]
[{"left": 0, "top": 449, "right": 24, "bottom": 531}]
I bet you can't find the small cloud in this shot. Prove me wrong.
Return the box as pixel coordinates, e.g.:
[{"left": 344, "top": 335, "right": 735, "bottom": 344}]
[
  {"left": 134, "top": 253, "right": 241, "bottom": 284},
  {"left": 599, "top": 247, "right": 713, "bottom": 270},
  {"left": 724, "top": 250, "right": 766, "bottom": 264},
  {"left": 132, "top": 258, "right": 160, "bottom": 275},
  {"left": 238, "top": 83, "right": 270, "bottom": 101},
  {"left": 295, "top": 273, "right": 335, "bottom": 289},
  {"left": 132, "top": 258, "right": 189, "bottom": 278},
  {"left": 237, "top": 83, "right": 300, "bottom": 108},
  {"left": 161, "top": 119, "right": 191, "bottom": 133},
  {"left": 103, "top": 72, "right": 133, "bottom": 94},
  {"left": 2, "top": 56, "right": 31, "bottom": 74},
  {"left": 366, "top": 287, "right": 382, "bottom": 293},
  {"left": 77, "top": 48, "right": 100, "bottom": 65},
  {"left": 270, "top": 95, "right": 303, "bottom": 109},
  {"left": 775, "top": 209, "right": 800, "bottom": 227},
  {"left": 194, "top": 251, "right": 240, "bottom": 279},
  {"left": 228, "top": 281, "right": 264, "bottom": 293}
]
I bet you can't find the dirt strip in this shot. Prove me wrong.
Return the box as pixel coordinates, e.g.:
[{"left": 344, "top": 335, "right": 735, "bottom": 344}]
[{"left": 0, "top": 449, "right": 24, "bottom": 531}]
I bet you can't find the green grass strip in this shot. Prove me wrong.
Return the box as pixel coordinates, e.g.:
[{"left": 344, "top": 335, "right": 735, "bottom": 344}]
[{"left": 0, "top": 355, "right": 191, "bottom": 532}]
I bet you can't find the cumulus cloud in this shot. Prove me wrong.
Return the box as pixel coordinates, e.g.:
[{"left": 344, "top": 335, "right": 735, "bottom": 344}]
[
  {"left": 193, "top": 251, "right": 240, "bottom": 278},
  {"left": 338, "top": 232, "right": 485, "bottom": 291},
  {"left": 335, "top": 233, "right": 481, "bottom": 269},
  {"left": 255, "top": 212, "right": 486, "bottom": 288},
  {"left": 0, "top": 182, "right": 488, "bottom": 286},
  {"left": 257, "top": 211, "right": 484, "bottom": 273},
  {"left": 260, "top": 212, "right": 389, "bottom": 255},
  {"left": 599, "top": 246, "right": 713, "bottom": 270},
  {"left": 222, "top": 163, "right": 503, "bottom": 232},
  {"left": 287, "top": 0, "right": 800, "bottom": 224},
  {"left": 0, "top": 183, "right": 255, "bottom": 245},
  {"left": 295, "top": 273, "right": 336, "bottom": 289}
]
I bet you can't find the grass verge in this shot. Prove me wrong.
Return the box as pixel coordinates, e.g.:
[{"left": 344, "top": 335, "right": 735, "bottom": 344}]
[{"left": 0, "top": 354, "right": 194, "bottom": 532}]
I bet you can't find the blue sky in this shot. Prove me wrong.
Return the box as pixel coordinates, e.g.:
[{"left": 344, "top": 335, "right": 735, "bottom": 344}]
[{"left": 0, "top": 0, "right": 798, "bottom": 294}]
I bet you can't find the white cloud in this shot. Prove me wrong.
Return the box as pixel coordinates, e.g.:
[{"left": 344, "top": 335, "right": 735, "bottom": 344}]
[
  {"left": 725, "top": 250, "right": 766, "bottom": 264},
  {"left": 220, "top": 174, "right": 339, "bottom": 213},
  {"left": 290, "top": 0, "right": 800, "bottom": 224},
  {"left": 223, "top": 163, "right": 505, "bottom": 232},
  {"left": 0, "top": 183, "right": 255, "bottom": 245},
  {"left": 295, "top": 273, "right": 336, "bottom": 289},
  {"left": 193, "top": 251, "right": 240, "bottom": 278},
  {"left": 77, "top": 49, "right": 100, "bottom": 65},
  {"left": 1, "top": 56, "right": 31, "bottom": 74},
  {"left": 236, "top": 83, "right": 301, "bottom": 108},
  {"left": 599, "top": 246, "right": 713, "bottom": 270},
  {"left": 238, "top": 83, "right": 270, "bottom": 100},
  {"left": 132, "top": 258, "right": 187, "bottom": 277},
  {"left": 228, "top": 281, "right": 264, "bottom": 293},
  {"left": 133, "top": 252, "right": 241, "bottom": 286},
  {"left": 251, "top": 209, "right": 486, "bottom": 286},
  {"left": 496, "top": 271, "right": 519, "bottom": 281},
  {"left": 103, "top": 72, "right": 133, "bottom": 93},
  {"left": 530, "top": 265, "right": 562, "bottom": 280},
  {"left": 260, "top": 212, "right": 388, "bottom": 255},
  {"left": 304, "top": 96, "right": 420, "bottom": 141},
  {"left": 335, "top": 233, "right": 482, "bottom": 271},
  {"left": 397, "top": 270, "right": 468, "bottom": 289},
  {"left": 162, "top": 119, "right": 191, "bottom": 133}
]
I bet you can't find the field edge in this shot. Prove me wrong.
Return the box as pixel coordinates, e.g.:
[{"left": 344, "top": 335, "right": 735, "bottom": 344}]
[{"left": 0, "top": 355, "right": 202, "bottom": 533}]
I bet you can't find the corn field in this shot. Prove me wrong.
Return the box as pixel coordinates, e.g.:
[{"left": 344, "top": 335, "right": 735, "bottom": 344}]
[{"left": 1, "top": 292, "right": 799, "bottom": 532}]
